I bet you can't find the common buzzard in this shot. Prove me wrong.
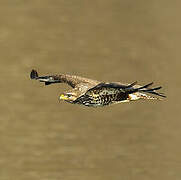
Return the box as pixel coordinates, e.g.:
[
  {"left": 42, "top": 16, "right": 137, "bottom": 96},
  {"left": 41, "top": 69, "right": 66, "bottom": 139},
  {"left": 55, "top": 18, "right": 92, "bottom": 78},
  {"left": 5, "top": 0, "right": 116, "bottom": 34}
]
[{"left": 30, "top": 69, "right": 166, "bottom": 107}]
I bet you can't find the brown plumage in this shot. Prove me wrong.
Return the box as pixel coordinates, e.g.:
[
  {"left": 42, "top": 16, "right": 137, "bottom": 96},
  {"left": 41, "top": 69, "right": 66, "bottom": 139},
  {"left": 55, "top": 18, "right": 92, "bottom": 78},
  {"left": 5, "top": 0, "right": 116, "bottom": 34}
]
[{"left": 30, "top": 69, "right": 166, "bottom": 107}]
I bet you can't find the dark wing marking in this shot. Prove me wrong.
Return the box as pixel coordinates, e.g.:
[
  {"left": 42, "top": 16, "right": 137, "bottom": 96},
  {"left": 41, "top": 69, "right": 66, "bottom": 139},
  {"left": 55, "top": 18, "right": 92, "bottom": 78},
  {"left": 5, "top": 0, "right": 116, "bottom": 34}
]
[
  {"left": 30, "top": 69, "right": 38, "bottom": 79},
  {"left": 131, "top": 83, "right": 166, "bottom": 98},
  {"left": 87, "top": 81, "right": 138, "bottom": 92},
  {"left": 140, "top": 87, "right": 166, "bottom": 97},
  {"left": 30, "top": 69, "right": 61, "bottom": 85},
  {"left": 30, "top": 69, "right": 99, "bottom": 88},
  {"left": 86, "top": 82, "right": 166, "bottom": 98}
]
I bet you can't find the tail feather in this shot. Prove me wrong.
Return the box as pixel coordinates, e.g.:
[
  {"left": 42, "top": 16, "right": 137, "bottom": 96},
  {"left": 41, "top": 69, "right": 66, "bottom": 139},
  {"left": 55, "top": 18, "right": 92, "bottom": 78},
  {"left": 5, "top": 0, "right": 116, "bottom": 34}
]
[{"left": 138, "top": 93, "right": 161, "bottom": 100}]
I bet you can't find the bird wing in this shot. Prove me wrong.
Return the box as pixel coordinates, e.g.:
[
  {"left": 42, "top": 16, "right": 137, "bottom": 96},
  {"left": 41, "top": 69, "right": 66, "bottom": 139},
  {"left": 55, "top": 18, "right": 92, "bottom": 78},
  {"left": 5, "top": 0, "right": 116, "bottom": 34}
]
[
  {"left": 85, "top": 82, "right": 166, "bottom": 98},
  {"left": 30, "top": 69, "right": 100, "bottom": 88}
]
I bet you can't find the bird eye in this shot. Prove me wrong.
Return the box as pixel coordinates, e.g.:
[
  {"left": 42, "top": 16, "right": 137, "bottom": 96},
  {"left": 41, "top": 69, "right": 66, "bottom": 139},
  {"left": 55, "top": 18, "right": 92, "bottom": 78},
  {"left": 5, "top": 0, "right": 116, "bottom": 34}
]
[{"left": 66, "top": 94, "right": 72, "bottom": 97}]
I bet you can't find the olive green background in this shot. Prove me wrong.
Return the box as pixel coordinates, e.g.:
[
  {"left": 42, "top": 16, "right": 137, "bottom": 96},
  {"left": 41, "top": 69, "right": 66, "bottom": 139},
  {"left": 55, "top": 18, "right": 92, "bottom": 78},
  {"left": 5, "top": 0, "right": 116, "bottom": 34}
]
[{"left": 0, "top": 0, "right": 180, "bottom": 180}]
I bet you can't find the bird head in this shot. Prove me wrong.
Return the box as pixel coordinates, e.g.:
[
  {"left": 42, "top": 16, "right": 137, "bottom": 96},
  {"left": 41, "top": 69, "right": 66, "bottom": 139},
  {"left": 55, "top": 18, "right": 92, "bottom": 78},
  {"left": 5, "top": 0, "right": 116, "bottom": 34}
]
[{"left": 59, "top": 92, "right": 77, "bottom": 102}]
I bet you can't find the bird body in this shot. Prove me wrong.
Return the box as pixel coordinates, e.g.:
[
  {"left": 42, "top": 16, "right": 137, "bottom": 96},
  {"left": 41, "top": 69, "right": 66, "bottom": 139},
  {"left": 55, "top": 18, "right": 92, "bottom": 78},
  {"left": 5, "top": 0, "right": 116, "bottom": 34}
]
[{"left": 30, "top": 70, "right": 166, "bottom": 107}]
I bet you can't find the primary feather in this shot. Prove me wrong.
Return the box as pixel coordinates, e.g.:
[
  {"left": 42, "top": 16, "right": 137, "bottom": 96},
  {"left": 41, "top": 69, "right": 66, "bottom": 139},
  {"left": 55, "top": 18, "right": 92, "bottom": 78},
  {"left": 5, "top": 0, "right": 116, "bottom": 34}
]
[{"left": 30, "top": 69, "right": 166, "bottom": 107}]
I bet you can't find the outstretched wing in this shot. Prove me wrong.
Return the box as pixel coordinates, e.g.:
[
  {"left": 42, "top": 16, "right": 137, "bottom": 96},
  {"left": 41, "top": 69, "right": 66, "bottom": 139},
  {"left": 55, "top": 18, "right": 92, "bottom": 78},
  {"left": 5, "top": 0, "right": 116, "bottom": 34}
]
[
  {"left": 30, "top": 69, "right": 99, "bottom": 88},
  {"left": 85, "top": 82, "right": 166, "bottom": 98}
]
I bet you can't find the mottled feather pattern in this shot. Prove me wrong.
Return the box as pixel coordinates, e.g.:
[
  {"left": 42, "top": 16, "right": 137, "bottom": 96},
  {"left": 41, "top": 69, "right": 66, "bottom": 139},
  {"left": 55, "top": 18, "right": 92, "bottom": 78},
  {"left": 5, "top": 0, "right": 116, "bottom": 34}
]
[
  {"left": 30, "top": 69, "right": 166, "bottom": 107},
  {"left": 74, "top": 87, "right": 129, "bottom": 107}
]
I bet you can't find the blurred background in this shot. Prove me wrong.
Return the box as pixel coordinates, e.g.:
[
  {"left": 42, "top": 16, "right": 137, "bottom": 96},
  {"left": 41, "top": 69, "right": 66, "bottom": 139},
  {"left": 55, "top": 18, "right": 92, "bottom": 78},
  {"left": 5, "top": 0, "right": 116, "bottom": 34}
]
[{"left": 0, "top": 0, "right": 180, "bottom": 180}]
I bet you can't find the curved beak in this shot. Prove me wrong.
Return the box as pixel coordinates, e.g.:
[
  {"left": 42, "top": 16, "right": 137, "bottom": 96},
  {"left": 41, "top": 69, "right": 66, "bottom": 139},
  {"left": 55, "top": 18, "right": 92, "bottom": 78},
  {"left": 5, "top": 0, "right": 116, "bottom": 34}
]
[{"left": 59, "top": 94, "right": 68, "bottom": 100}]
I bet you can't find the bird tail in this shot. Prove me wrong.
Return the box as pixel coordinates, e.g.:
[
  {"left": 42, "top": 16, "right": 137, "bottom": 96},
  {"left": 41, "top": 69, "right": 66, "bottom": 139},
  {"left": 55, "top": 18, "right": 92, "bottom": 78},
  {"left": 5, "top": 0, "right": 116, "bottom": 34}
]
[
  {"left": 126, "top": 82, "right": 166, "bottom": 99},
  {"left": 129, "top": 92, "right": 162, "bottom": 101},
  {"left": 30, "top": 69, "right": 60, "bottom": 85}
]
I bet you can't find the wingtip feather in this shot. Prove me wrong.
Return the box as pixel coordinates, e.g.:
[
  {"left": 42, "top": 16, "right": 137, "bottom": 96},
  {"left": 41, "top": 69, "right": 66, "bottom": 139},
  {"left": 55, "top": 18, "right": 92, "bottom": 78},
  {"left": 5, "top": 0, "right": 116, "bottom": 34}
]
[{"left": 30, "top": 69, "right": 39, "bottom": 79}]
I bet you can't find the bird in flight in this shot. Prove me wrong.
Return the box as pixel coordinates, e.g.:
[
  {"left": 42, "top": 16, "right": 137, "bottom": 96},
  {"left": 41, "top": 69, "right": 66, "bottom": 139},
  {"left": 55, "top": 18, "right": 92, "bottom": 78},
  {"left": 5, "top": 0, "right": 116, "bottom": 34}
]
[{"left": 30, "top": 69, "right": 166, "bottom": 107}]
